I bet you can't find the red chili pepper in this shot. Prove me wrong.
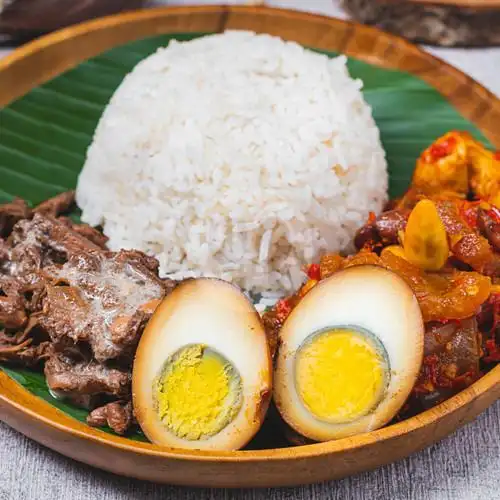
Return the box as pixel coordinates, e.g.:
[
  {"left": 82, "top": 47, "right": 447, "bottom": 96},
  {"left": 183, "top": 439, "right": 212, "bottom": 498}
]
[
  {"left": 307, "top": 263, "right": 321, "bottom": 281},
  {"left": 416, "top": 354, "right": 441, "bottom": 393},
  {"left": 275, "top": 299, "right": 292, "bottom": 321},
  {"left": 426, "top": 354, "right": 440, "bottom": 384},
  {"left": 487, "top": 206, "right": 500, "bottom": 224},
  {"left": 427, "top": 136, "right": 457, "bottom": 163},
  {"left": 435, "top": 318, "right": 462, "bottom": 325},
  {"left": 458, "top": 201, "right": 480, "bottom": 229},
  {"left": 484, "top": 339, "right": 500, "bottom": 363},
  {"left": 494, "top": 151, "right": 500, "bottom": 161},
  {"left": 449, "top": 369, "right": 476, "bottom": 389}
]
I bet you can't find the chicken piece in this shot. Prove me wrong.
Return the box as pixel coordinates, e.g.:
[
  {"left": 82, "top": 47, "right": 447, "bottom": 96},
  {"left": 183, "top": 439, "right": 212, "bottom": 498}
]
[
  {"left": 436, "top": 200, "right": 500, "bottom": 277},
  {"left": 380, "top": 252, "right": 491, "bottom": 322},
  {"left": 467, "top": 141, "right": 500, "bottom": 207},
  {"left": 412, "top": 131, "right": 470, "bottom": 198},
  {"left": 319, "top": 253, "right": 344, "bottom": 279},
  {"left": 477, "top": 207, "right": 500, "bottom": 252},
  {"left": 409, "top": 318, "right": 481, "bottom": 411},
  {"left": 392, "top": 188, "right": 424, "bottom": 211},
  {"left": 411, "top": 131, "right": 500, "bottom": 205},
  {"left": 315, "top": 251, "right": 491, "bottom": 322}
]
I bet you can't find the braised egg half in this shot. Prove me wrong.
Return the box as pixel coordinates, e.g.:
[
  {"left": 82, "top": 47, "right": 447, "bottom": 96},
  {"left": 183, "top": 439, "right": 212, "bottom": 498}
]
[
  {"left": 133, "top": 278, "right": 272, "bottom": 451},
  {"left": 274, "top": 265, "right": 424, "bottom": 442}
]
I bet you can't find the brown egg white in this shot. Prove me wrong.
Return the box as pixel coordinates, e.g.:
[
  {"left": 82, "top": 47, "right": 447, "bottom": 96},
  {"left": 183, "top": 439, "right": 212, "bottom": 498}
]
[
  {"left": 274, "top": 265, "right": 424, "bottom": 442},
  {"left": 133, "top": 278, "right": 272, "bottom": 451}
]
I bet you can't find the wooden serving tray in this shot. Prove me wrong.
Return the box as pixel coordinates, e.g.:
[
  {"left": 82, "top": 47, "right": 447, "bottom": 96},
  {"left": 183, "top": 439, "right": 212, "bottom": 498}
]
[
  {"left": 0, "top": 5, "right": 499, "bottom": 488},
  {"left": 344, "top": 0, "right": 500, "bottom": 46}
]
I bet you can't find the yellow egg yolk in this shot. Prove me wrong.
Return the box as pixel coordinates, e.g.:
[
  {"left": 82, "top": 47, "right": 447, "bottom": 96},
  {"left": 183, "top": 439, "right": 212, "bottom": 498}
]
[
  {"left": 295, "top": 328, "right": 388, "bottom": 424},
  {"left": 155, "top": 344, "right": 242, "bottom": 440}
]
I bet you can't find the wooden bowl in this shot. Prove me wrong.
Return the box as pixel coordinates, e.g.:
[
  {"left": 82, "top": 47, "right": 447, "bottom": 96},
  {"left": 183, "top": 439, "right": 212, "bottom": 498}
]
[
  {"left": 0, "top": 5, "right": 499, "bottom": 488},
  {"left": 343, "top": 0, "right": 500, "bottom": 46}
]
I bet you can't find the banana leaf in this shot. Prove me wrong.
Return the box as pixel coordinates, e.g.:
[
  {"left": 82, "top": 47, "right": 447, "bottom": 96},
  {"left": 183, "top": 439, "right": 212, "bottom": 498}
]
[{"left": 0, "top": 33, "right": 490, "bottom": 442}]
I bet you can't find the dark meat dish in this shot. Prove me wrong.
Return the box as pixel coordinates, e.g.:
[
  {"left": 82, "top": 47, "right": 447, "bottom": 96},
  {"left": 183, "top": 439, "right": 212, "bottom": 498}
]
[{"left": 0, "top": 193, "right": 175, "bottom": 434}]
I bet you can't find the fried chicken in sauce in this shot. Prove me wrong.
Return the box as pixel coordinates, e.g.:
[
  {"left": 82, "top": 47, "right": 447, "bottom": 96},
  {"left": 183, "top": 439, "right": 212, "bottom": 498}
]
[{"left": 264, "top": 131, "right": 500, "bottom": 419}]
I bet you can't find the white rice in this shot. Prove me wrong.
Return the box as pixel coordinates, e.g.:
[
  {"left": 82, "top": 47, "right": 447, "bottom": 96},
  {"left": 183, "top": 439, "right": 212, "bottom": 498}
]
[{"left": 76, "top": 31, "right": 388, "bottom": 295}]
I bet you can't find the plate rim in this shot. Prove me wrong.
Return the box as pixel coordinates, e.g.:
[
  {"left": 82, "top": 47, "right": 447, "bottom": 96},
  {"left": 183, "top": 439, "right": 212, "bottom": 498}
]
[
  {"left": 2, "top": 364, "right": 499, "bottom": 461},
  {"left": 0, "top": 4, "right": 499, "bottom": 485},
  {"left": 1, "top": 5, "right": 499, "bottom": 147}
]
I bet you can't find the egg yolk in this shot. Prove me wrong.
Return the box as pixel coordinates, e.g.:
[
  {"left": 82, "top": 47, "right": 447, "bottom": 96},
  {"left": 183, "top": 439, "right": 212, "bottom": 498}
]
[
  {"left": 295, "top": 328, "right": 388, "bottom": 424},
  {"left": 155, "top": 344, "right": 242, "bottom": 440}
]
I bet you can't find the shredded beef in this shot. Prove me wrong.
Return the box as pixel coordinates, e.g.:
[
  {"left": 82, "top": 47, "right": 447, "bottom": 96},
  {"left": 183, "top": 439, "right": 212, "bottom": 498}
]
[
  {"left": 33, "top": 190, "right": 75, "bottom": 216},
  {"left": 0, "top": 193, "right": 176, "bottom": 434},
  {"left": 58, "top": 216, "right": 109, "bottom": 249},
  {"left": 87, "top": 401, "right": 134, "bottom": 435},
  {"left": 44, "top": 353, "right": 131, "bottom": 397},
  {"left": 0, "top": 198, "right": 32, "bottom": 238}
]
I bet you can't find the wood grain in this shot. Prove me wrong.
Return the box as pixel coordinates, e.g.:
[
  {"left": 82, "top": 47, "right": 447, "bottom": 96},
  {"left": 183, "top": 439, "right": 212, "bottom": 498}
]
[{"left": 0, "top": 5, "right": 499, "bottom": 488}]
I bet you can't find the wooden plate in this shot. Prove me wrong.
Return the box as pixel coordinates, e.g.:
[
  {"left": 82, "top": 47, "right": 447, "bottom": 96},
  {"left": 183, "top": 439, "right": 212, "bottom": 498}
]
[{"left": 0, "top": 5, "right": 499, "bottom": 488}]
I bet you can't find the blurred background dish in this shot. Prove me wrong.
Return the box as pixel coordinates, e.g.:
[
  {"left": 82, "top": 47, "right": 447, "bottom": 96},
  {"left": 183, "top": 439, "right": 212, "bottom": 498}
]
[
  {"left": 1, "top": 0, "right": 500, "bottom": 47},
  {"left": 0, "top": 0, "right": 144, "bottom": 36},
  {"left": 343, "top": 0, "right": 500, "bottom": 46}
]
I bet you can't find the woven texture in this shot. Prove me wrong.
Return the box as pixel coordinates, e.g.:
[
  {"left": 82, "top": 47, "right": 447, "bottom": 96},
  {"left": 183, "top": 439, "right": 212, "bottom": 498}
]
[
  {"left": 1, "top": 1, "right": 500, "bottom": 499},
  {"left": 1, "top": 402, "right": 500, "bottom": 499}
]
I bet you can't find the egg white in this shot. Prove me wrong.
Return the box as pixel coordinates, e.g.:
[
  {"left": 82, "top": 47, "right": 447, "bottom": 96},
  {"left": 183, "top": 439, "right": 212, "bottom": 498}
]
[
  {"left": 274, "top": 265, "right": 424, "bottom": 441},
  {"left": 133, "top": 278, "right": 272, "bottom": 451}
]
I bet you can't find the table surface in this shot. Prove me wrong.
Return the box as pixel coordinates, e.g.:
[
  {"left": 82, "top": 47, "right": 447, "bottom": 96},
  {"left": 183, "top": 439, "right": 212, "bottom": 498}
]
[{"left": 1, "top": 1, "right": 500, "bottom": 499}]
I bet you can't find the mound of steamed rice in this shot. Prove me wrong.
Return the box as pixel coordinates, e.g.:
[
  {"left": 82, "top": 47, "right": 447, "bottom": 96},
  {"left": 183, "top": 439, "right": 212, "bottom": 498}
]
[{"left": 76, "top": 31, "right": 387, "bottom": 295}]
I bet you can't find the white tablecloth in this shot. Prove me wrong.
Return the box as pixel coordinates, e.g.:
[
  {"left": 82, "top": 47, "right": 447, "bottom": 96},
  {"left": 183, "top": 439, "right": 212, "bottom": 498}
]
[{"left": 1, "top": 2, "right": 500, "bottom": 499}]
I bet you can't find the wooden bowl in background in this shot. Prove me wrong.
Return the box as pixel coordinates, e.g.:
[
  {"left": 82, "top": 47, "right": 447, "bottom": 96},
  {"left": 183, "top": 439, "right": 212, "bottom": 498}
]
[
  {"left": 0, "top": 0, "right": 145, "bottom": 35},
  {"left": 343, "top": 0, "right": 500, "bottom": 46},
  {"left": 0, "top": 5, "right": 499, "bottom": 488}
]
